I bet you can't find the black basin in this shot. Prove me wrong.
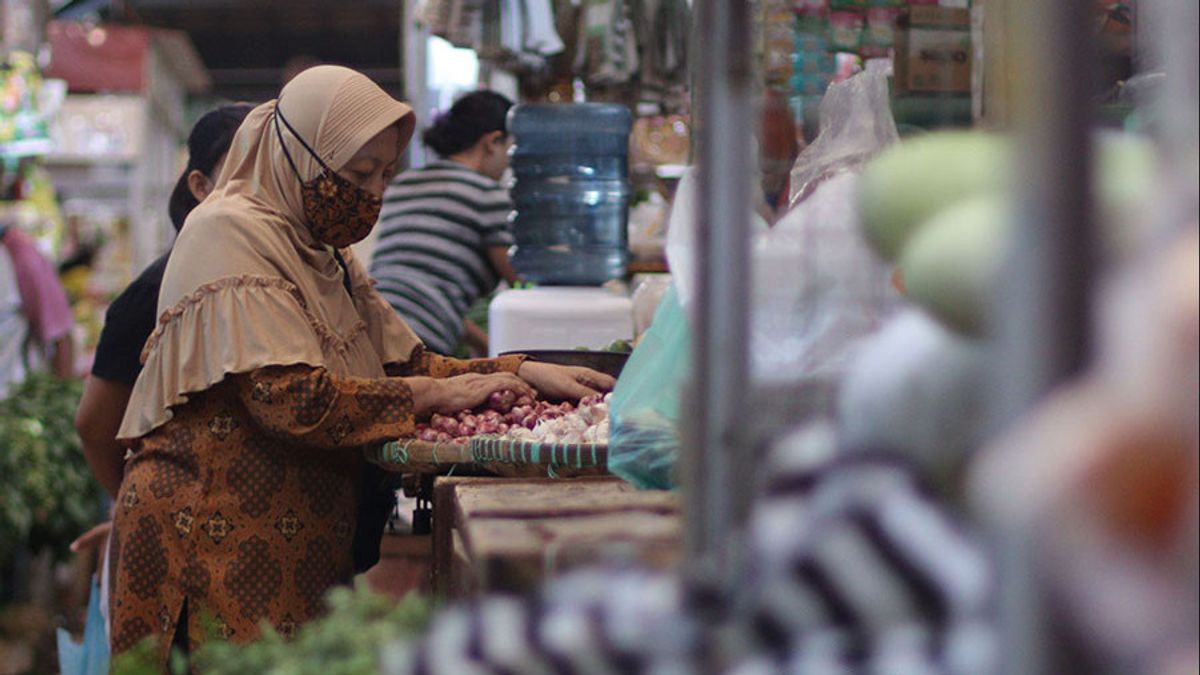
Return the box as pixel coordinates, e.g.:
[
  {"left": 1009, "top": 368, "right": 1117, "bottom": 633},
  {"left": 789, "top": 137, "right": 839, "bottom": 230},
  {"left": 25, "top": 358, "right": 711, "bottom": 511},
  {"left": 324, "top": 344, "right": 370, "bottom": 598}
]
[{"left": 500, "top": 349, "right": 630, "bottom": 379}]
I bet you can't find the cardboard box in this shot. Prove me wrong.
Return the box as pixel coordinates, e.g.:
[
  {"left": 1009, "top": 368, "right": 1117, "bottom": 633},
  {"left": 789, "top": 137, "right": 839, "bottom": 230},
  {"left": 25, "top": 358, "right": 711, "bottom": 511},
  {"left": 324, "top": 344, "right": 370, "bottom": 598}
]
[{"left": 894, "top": 7, "right": 972, "bottom": 94}]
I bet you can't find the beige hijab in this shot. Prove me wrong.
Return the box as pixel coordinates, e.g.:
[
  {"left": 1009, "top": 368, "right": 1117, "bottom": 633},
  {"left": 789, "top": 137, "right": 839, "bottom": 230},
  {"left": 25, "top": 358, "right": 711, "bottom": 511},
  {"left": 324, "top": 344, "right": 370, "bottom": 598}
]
[{"left": 119, "top": 66, "right": 422, "bottom": 440}]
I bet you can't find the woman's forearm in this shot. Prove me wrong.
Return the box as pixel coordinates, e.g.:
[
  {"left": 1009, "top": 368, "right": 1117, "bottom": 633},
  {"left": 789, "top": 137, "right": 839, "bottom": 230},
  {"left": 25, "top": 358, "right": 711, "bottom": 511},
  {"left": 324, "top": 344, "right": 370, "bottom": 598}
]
[
  {"left": 389, "top": 345, "right": 524, "bottom": 378},
  {"left": 75, "top": 375, "right": 133, "bottom": 499}
]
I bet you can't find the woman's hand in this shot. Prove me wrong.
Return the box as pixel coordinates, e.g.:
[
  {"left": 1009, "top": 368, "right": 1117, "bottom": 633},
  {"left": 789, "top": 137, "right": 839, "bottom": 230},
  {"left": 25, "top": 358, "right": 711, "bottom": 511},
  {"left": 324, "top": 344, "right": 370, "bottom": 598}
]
[
  {"left": 422, "top": 372, "right": 535, "bottom": 415},
  {"left": 517, "top": 361, "right": 616, "bottom": 402},
  {"left": 70, "top": 520, "right": 112, "bottom": 554}
]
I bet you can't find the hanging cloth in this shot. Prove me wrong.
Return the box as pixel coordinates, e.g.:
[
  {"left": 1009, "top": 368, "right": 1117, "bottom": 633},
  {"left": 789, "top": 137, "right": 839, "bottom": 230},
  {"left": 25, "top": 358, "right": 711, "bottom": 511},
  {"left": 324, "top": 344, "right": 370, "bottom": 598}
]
[{"left": 523, "top": 0, "right": 565, "bottom": 56}]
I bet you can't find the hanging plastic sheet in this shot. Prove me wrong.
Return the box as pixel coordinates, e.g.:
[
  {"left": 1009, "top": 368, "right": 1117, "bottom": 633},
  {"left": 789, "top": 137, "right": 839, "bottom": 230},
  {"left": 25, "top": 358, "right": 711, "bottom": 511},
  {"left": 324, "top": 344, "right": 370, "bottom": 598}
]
[{"left": 608, "top": 66, "right": 902, "bottom": 489}]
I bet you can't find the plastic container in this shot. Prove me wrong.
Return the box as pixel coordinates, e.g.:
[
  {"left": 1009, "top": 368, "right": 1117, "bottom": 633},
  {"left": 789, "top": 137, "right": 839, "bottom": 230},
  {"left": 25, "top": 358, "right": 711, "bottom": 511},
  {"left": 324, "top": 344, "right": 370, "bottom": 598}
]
[
  {"left": 507, "top": 103, "right": 633, "bottom": 285},
  {"left": 488, "top": 286, "right": 634, "bottom": 357},
  {"left": 508, "top": 103, "right": 633, "bottom": 175}
]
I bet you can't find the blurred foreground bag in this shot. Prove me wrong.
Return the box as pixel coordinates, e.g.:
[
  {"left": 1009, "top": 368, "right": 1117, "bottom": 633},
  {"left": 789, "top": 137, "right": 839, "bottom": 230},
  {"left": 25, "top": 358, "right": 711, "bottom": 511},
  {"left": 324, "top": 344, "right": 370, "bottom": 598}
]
[
  {"left": 56, "top": 576, "right": 109, "bottom": 675},
  {"left": 607, "top": 284, "right": 689, "bottom": 489}
]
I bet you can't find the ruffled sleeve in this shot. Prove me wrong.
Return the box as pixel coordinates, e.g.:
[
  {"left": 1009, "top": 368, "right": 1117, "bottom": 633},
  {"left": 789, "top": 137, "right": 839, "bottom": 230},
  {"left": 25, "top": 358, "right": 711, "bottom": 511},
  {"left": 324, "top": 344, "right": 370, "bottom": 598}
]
[{"left": 117, "top": 276, "right": 336, "bottom": 440}]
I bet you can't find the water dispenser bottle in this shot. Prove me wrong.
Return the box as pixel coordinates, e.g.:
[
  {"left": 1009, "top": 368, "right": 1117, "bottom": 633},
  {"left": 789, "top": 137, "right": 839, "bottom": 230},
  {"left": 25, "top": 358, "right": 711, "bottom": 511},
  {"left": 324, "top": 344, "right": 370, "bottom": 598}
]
[{"left": 507, "top": 103, "right": 633, "bottom": 285}]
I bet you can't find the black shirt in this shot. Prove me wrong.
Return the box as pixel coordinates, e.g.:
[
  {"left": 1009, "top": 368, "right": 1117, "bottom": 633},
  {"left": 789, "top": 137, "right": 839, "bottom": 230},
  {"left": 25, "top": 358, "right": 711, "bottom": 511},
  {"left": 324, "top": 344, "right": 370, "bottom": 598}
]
[{"left": 91, "top": 253, "right": 170, "bottom": 385}]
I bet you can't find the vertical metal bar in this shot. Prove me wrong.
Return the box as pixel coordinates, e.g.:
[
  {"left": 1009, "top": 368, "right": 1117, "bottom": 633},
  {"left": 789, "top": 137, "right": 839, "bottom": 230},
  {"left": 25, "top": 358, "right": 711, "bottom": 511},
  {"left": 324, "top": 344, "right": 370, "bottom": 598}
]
[
  {"left": 1156, "top": 0, "right": 1200, "bottom": 641},
  {"left": 402, "top": 0, "right": 428, "bottom": 169},
  {"left": 1157, "top": 0, "right": 1199, "bottom": 249},
  {"left": 1160, "top": 0, "right": 1199, "bottom": 156},
  {"left": 990, "top": 0, "right": 1097, "bottom": 673},
  {"left": 684, "top": 0, "right": 754, "bottom": 581}
]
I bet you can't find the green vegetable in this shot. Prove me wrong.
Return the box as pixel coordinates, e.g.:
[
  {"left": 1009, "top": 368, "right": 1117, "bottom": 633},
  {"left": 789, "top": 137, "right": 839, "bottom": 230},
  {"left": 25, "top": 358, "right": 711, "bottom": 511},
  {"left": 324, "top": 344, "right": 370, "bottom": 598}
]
[
  {"left": 885, "top": 133, "right": 1159, "bottom": 336},
  {"left": 604, "top": 339, "right": 634, "bottom": 354},
  {"left": 898, "top": 196, "right": 1009, "bottom": 336},
  {"left": 859, "top": 131, "right": 1157, "bottom": 266},
  {"left": 573, "top": 340, "right": 632, "bottom": 353},
  {"left": 112, "top": 581, "right": 432, "bottom": 675},
  {"left": 859, "top": 131, "right": 1010, "bottom": 261},
  {"left": 0, "top": 373, "right": 104, "bottom": 567}
]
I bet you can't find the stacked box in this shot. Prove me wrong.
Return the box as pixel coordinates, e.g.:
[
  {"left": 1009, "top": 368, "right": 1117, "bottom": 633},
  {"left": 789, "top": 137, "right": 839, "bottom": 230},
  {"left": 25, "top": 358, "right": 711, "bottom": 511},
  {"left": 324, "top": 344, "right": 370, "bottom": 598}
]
[{"left": 785, "top": 0, "right": 972, "bottom": 133}]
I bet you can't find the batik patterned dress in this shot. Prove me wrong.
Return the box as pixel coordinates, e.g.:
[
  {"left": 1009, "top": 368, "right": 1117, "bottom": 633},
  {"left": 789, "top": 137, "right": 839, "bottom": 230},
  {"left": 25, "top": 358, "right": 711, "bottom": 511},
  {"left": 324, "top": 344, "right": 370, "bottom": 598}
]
[{"left": 109, "top": 349, "right": 523, "bottom": 662}]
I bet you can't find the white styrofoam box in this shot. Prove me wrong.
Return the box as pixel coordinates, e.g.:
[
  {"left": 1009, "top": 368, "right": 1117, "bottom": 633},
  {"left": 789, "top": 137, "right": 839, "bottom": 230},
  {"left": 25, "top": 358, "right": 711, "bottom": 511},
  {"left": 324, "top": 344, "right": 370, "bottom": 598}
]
[{"left": 488, "top": 286, "right": 634, "bottom": 357}]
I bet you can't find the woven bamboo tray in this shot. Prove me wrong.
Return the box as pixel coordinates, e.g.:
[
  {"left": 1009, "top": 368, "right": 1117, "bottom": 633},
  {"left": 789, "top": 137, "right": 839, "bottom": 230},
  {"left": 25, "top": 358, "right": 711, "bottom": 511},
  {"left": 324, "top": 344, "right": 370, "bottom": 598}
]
[{"left": 367, "top": 436, "right": 610, "bottom": 478}]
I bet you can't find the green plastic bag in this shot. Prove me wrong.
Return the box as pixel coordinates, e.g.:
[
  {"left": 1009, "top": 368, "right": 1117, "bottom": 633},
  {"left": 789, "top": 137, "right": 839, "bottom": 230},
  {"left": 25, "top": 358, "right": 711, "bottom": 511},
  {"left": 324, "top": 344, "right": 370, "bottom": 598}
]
[{"left": 607, "top": 284, "right": 690, "bottom": 489}]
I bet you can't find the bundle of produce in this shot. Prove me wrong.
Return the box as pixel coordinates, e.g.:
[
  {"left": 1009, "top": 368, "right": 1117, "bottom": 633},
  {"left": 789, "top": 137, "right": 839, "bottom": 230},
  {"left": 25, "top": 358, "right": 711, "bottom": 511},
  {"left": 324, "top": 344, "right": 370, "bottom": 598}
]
[
  {"left": 413, "top": 391, "right": 611, "bottom": 445},
  {"left": 857, "top": 130, "right": 1157, "bottom": 335}
]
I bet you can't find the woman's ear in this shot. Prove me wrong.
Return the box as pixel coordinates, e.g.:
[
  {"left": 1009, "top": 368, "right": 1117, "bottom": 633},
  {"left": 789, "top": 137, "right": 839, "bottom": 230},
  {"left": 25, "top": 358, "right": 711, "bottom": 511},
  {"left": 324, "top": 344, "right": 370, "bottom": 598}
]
[{"left": 186, "top": 169, "right": 213, "bottom": 202}]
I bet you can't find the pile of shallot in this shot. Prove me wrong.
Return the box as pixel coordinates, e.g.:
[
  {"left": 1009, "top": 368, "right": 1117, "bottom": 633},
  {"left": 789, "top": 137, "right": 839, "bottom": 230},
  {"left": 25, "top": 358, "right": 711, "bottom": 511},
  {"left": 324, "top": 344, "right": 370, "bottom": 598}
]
[{"left": 414, "top": 390, "right": 611, "bottom": 445}]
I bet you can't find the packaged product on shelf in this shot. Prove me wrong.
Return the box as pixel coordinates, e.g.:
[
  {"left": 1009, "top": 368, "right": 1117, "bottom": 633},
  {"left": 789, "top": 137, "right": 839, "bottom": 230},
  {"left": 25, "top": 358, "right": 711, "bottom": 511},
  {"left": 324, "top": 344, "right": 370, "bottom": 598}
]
[
  {"left": 865, "top": 6, "right": 903, "bottom": 48},
  {"left": 828, "top": 11, "right": 865, "bottom": 51},
  {"left": 793, "top": 30, "right": 830, "bottom": 54},
  {"left": 795, "top": 12, "right": 829, "bottom": 33},
  {"left": 762, "top": 12, "right": 797, "bottom": 86},
  {"left": 791, "top": 72, "right": 831, "bottom": 96},
  {"left": 792, "top": 0, "right": 829, "bottom": 16},
  {"left": 893, "top": 6, "right": 971, "bottom": 94},
  {"left": 792, "top": 50, "right": 835, "bottom": 76}
]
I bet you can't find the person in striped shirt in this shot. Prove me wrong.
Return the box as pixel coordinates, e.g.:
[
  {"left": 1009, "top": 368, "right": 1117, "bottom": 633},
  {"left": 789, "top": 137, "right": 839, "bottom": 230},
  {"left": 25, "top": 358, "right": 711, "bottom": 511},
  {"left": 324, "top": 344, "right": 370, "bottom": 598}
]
[{"left": 370, "top": 91, "right": 518, "bottom": 356}]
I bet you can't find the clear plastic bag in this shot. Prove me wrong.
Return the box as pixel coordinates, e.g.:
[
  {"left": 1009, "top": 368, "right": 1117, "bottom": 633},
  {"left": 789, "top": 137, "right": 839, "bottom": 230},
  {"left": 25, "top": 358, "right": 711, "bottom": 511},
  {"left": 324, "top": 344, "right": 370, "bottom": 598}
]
[
  {"left": 664, "top": 166, "right": 769, "bottom": 317},
  {"left": 610, "top": 66, "right": 901, "bottom": 488},
  {"left": 751, "top": 171, "right": 899, "bottom": 389},
  {"left": 788, "top": 59, "right": 899, "bottom": 207},
  {"left": 752, "top": 63, "right": 901, "bottom": 390}
]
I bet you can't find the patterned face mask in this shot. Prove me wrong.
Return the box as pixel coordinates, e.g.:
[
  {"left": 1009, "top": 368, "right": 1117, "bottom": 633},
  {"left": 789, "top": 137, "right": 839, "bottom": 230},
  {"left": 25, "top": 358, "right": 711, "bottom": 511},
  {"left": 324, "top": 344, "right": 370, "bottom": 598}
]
[{"left": 274, "top": 107, "right": 382, "bottom": 248}]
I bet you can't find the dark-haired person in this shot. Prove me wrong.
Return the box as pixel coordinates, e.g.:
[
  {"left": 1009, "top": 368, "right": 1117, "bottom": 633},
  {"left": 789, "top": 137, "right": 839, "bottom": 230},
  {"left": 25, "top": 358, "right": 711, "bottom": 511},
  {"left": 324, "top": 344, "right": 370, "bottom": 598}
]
[
  {"left": 370, "top": 90, "right": 518, "bottom": 356},
  {"left": 74, "top": 103, "right": 254, "bottom": 506},
  {"left": 102, "top": 67, "right": 609, "bottom": 665}
]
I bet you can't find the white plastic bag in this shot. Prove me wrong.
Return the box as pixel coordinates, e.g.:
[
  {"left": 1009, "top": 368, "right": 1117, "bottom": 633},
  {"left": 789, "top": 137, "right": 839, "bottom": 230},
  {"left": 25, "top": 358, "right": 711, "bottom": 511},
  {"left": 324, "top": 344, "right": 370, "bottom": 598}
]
[
  {"left": 663, "top": 166, "right": 768, "bottom": 316},
  {"left": 788, "top": 59, "right": 899, "bottom": 207},
  {"left": 751, "top": 172, "right": 898, "bottom": 386}
]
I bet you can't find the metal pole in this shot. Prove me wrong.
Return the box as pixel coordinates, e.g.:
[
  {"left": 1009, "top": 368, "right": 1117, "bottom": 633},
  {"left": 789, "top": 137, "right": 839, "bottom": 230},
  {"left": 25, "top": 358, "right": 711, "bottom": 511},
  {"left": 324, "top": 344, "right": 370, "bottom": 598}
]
[
  {"left": 1155, "top": 0, "right": 1200, "bottom": 644},
  {"left": 1160, "top": 0, "right": 1199, "bottom": 158},
  {"left": 684, "top": 0, "right": 754, "bottom": 585},
  {"left": 991, "top": 0, "right": 1097, "bottom": 672},
  {"left": 402, "top": 0, "right": 428, "bottom": 169},
  {"left": 1155, "top": 0, "right": 1200, "bottom": 245}
]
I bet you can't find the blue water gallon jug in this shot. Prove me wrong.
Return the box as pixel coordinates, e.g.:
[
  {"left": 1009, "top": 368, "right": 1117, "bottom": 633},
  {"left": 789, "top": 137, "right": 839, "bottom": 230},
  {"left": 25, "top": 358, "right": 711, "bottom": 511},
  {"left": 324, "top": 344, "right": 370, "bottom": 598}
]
[{"left": 507, "top": 103, "right": 633, "bottom": 285}]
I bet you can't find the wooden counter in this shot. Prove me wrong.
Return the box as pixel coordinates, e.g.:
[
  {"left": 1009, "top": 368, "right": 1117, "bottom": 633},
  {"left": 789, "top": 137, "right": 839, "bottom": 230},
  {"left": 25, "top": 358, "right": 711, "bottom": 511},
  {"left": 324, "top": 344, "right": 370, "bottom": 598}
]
[{"left": 432, "top": 476, "right": 680, "bottom": 597}]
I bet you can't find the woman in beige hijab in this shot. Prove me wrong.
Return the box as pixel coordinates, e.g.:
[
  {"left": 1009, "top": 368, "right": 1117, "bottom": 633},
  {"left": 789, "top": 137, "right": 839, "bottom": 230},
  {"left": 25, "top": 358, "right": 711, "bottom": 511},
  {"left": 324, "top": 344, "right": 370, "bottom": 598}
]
[{"left": 107, "top": 66, "right": 612, "bottom": 663}]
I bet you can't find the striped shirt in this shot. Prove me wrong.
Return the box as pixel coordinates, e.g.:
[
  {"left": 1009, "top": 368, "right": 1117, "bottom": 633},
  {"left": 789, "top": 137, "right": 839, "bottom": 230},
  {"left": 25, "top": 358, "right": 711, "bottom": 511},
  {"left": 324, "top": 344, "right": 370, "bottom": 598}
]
[{"left": 370, "top": 160, "right": 513, "bottom": 354}]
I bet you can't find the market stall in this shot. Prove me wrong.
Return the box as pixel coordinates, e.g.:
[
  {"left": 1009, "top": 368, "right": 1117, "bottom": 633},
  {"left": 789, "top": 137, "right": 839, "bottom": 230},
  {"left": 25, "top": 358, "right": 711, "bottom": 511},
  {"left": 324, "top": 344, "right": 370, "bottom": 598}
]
[
  {"left": 357, "top": 2, "right": 1195, "bottom": 674},
  {"left": 2, "top": 0, "right": 1195, "bottom": 672}
]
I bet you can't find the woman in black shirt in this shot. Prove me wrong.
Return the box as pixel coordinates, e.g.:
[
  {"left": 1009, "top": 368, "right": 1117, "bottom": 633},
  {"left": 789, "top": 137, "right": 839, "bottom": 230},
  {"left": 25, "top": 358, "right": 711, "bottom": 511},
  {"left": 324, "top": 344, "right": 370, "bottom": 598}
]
[{"left": 73, "top": 104, "right": 252, "bottom": 503}]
